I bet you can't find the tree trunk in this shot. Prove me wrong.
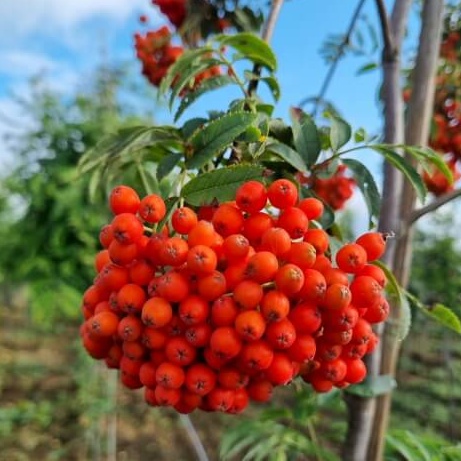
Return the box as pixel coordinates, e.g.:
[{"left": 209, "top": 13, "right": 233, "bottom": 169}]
[
  {"left": 367, "top": 2, "right": 445, "bottom": 459},
  {"left": 342, "top": 1, "right": 411, "bottom": 459}
]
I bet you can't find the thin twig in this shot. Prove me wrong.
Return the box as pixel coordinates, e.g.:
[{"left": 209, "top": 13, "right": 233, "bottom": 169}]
[
  {"left": 179, "top": 414, "right": 209, "bottom": 461},
  {"left": 375, "top": 0, "right": 395, "bottom": 60},
  {"left": 247, "top": 0, "right": 285, "bottom": 96},
  {"left": 300, "top": 0, "right": 367, "bottom": 116},
  {"left": 408, "top": 188, "right": 461, "bottom": 224}
]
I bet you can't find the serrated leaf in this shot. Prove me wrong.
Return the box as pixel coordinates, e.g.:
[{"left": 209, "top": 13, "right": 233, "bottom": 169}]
[
  {"left": 181, "top": 118, "right": 207, "bottom": 139},
  {"left": 182, "top": 165, "right": 264, "bottom": 205},
  {"left": 265, "top": 139, "right": 308, "bottom": 173},
  {"left": 371, "top": 146, "right": 427, "bottom": 204},
  {"left": 329, "top": 116, "right": 352, "bottom": 151},
  {"left": 237, "top": 126, "right": 262, "bottom": 143},
  {"left": 157, "top": 153, "right": 182, "bottom": 181},
  {"left": 216, "top": 32, "right": 277, "bottom": 71},
  {"left": 403, "top": 145, "right": 453, "bottom": 183},
  {"left": 174, "top": 75, "right": 235, "bottom": 121},
  {"left": 187, "top": 112, "right": 258, "bottom": 169},
  {"left": 342, "top": 158, "right": 380, "bottom": 228},
  {"left": 421, "top": 304, "right": 461, "bottom": 334},
  {"left": 159, "top": 47, "right": 214, "bottom": 96},
  {"left": 386, "top": 434, "right": 421, "bottom": 461},
  {"left": 346, "top": 375, "right": 397, "bottom": 398},
  {"left": 78, "top": 126, "right": 182, "bottom": 181},
  {"left": 169, "top": 58, "right": 224, "bottom": 109},
  {"left": 290, "top": 110, "right": 321, "bottom": 167}
]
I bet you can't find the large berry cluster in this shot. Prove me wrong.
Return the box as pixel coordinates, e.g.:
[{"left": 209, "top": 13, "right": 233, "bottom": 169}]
[{"left": 80, "top": 179, "right": 389, "bottom": 414}]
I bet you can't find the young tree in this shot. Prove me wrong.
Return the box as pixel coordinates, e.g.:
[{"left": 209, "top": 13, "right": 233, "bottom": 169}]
[
  {"left": 74, "top": 1, "right": 461, "bottom": 460},
  {"left": 0, "top": 69, "right": 149, "bottom": 326}
]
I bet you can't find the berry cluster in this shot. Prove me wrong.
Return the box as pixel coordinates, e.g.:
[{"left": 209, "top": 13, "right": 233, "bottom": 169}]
[
  {"left": 80, "top": 179, "right": 389, "bottom": 414},
  {"left": 405, "top": 27, "right": 461, "bottom": 196},
  {"left": 134, "top": 26, "right": 183, "bottom": 87},
  {"left": 297, "top": 165, "right": 356, "bottom": 211},
  {"left": 153, "top": 0, "right": 187, "bottom": 29},
  {"left": 134, "top": 1, "right": 224, "bottom": 89}
]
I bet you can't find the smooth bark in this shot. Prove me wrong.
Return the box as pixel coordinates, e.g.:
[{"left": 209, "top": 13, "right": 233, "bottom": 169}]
[{"left": 368, "top": 2, "right": 445, "bottom": 459}]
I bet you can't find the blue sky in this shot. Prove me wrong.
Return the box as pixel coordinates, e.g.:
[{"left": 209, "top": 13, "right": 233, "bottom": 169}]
[{"left": 0, "top": 0, "right": 422, "bottom": 231}]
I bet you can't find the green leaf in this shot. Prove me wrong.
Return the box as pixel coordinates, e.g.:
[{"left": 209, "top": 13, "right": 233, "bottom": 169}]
[
  {"left": 182, "top": 165, "right": 265, "bottom": 206},
  {"left": 174, "top": 75, "right": 235, "bottom": 121},
  {"left": 169, "top": 58, "right": 224, "bottom": 109},
  {"left": 403, "top": 145, "right": 453, "bottom": 183},
  {"left": 265, "top": 139, "right": 308, "bottom": 173},
  {"left": 244, "top": 71, "right": 280, "bottom": 101},
  {"left": 371, "top": 146, "right": 427, "bottom": 204},
  {"left": 420, "top": 303, "right": 461, "bottom": 334},
  {"left": 373, "top": 260, "right": 412, "bottom": 340},
  {"left": 159, "top": 47, "right": 215, "bottom": 95},
  {"left": 232, "top": 6, "right": 264, "bottom": 33},
  {"left": 329, "top": 115, "right": 352, "bottom": 151},
  {"left": 157, "top": 153, "right": 182, "bottom": 181},
  {"left": 386, "top": 434, "right": 422, "bottom": 461},
  {"left": 354, "top": 128, "right": 367, "bottom": 143},
  {"left": 342, "top": 158, "right": 380, "bottom": 228},
  {"left": 290, "top": 110, "right": 321, "bottom": 167},
  {"left": 216, "top": 32, "right": 277, "bottom": 71},
  {"left": 187, "top": 112, "right": 258, "bottom": 169},
  {"left": 356, "top": 62, "right": 379, "bottom": 75},
  {"left": 346, "top": 374, "right": 397, "bottom": 398},
  {"left": 181, "top": 118, "right": 207, "bottom": 139}
]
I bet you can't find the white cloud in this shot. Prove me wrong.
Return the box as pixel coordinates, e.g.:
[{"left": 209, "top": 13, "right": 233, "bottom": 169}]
[
  {"left": 0, "top": 0, "right": 153, "bottom": 44},
  {"left": 0, "top": 51, "right": 57, "bottom": 77}
]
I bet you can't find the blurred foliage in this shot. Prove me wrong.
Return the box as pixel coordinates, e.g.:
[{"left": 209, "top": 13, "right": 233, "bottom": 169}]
[
  {"left": 0, "top": 67, "right": 150, "bottom": 328},
  {"left": 409, "top": 213, "right": 461, "bottom": 317}
]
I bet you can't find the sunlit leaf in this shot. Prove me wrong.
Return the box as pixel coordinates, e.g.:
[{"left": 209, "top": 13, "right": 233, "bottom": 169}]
[
  {"left": 265, "top": 139, "right": 308, "bottom": 173},
  {"left": 371, "top": 146, "right": 427, "bottom": 204},
  {"left": 216, "top": 32, "right": 277, "bottom": 71},
  {"left": 174, "top": 75, "right": 235, "bottom": 121},
  {"left": 329, "top": 115, "right": 352, "bottom": 151},
  {"left": 187, "top": 112, "right": 258, "bottom": 169},
  {"left": 182, "top": 165, "right": 265, "bottom": 205}
]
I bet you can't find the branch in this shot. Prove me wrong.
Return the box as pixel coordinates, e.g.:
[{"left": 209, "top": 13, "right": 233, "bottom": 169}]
[
  {"left": 375, "top": 0, "right": 395, "bottom": 60},
  {"left": 299, "top": 0, "right": 367, "bottom": 115},
  {"left": 247, "top": 0, "right": 284, "bottom": 96},
  {"left": 409, "top": 188, "right": 461, "bottom": 224},
  {"left": 179, "top": 414, "right": 209, "bottom": 461}
]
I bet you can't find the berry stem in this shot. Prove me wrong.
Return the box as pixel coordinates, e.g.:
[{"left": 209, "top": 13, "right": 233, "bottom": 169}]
[{"left": 137, "top": 161, "right": 153, "bottom": 195}]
